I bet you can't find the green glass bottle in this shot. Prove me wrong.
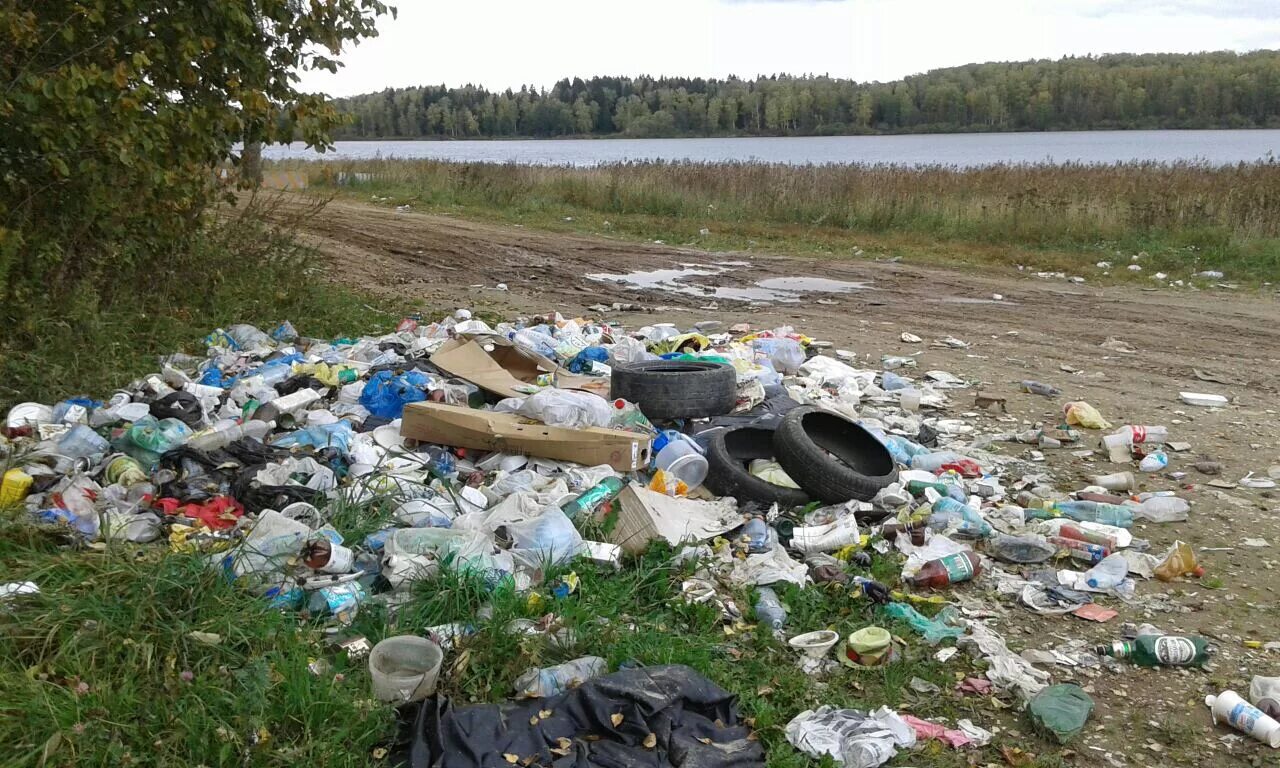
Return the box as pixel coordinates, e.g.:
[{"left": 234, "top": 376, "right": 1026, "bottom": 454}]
[{"left": 1095, "top": 635, "right": 1210, "bottom": 667}]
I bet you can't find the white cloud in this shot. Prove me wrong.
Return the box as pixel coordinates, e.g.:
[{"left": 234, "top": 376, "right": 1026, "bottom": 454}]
[{"left": 295, "top": 0, "right": 1280, "bottom": 97}]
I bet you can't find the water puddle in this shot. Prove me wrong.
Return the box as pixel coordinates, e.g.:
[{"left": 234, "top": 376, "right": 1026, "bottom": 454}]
[{"left": 587, "top": 265, "right": 871, "bottom": 304}]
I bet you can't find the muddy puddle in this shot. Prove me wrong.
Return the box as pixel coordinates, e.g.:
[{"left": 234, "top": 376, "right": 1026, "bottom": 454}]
[{"left": 587, "top": 265, "right": 871, "bottom": 304}]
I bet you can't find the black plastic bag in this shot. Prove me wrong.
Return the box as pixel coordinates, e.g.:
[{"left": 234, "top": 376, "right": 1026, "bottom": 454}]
[
  {"left": 150, "top": 391, "right": 203, "bottom": 427},
  {"left": 392, "top": 665, "right": 764, "bottom": 768}
]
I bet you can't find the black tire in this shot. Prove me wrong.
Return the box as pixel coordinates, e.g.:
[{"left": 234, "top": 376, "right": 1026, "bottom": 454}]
[
  {"left": 702, "top": 426, "right": 811, "bottom": 508},
  {"left": 772, "top": 407, "right": 899, "bottom": 508},
  {"left": 610, "top": 361, "right": 737, "bottom": 421}
]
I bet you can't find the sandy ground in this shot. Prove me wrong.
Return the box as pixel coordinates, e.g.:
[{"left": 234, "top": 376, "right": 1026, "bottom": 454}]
[{"left": 293, "top": 198, "right": 1280, "bottom": 766}]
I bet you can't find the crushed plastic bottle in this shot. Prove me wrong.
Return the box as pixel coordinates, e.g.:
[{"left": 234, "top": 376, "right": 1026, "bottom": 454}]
[
  {"left": 513, "top": 656, "right": 608, "bottom": 699},
  {"left": 1133, "top": 495, "right": 1189, "bottom": 523},
  {"left": 1033, "top": 500, "right": 1134, "bottom": 528},
  {"left": 1083, "top": 552, "right": 1129, "bottom": 589},
  {"left": 987, "top": 534, "right": 1057, "bottom": 564},
  {"left": 1138, "top": 452, "right": 1169, "bottom": 473},
  {"left": 928, "top": 497, "right": 993, "bottom": 538},
  {"left": 1021, "top": 380, "right": 1061, "bottom": 397}
]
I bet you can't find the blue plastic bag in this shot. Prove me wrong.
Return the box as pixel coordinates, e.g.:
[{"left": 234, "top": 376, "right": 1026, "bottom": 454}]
[
  {"left": 360, "top": 370, "right": 430, "bottom": 419},
  {"left": 270, "top": 420, "right": 355, "bottom": 454},
  {"left": 567, "top": 346, "right": 610, "bottom": 374}
]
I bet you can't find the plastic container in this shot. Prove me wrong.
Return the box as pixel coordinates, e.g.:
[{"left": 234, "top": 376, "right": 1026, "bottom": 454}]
[
  {"left": 254, "top": 389, "right": 320, "bottom": 424},
  {"left": 0, "top": 468, "right": 33, "bottom": 506},
  {"left": 754, "top": 587, "right": 786, "bottom": 630},
  {"left": 788, "top": 630, "right": 840, "bottom": 659},
  {"left": 188, "top": 420, "right": 270, "bottom": 452},
  {"left": 842, "top": 626, "right": 893, "bottom": 667},
  {"left": 369, "top": 636, "right": 444, "bottom": 703},
  {"left": 1205, "top": 690, "right": 1280, "bottom": 748},
  {"left": 654, "top": 431, "right": 708, "bottom": 491}
]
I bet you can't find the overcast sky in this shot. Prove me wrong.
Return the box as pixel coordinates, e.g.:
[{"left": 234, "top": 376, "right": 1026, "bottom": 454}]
[{"left": 297, "top": 0, "right": 1280, "bottom": 97}]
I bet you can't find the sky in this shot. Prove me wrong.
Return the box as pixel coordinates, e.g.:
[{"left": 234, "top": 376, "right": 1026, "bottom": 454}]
[{"left": 296, "top": 0, "right": 1280, "bottom": 97}]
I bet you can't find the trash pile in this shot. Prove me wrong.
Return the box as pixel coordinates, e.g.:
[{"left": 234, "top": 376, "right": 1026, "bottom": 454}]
[{"left": 3, "top": 310, "right": 1277, "bottom": 766}]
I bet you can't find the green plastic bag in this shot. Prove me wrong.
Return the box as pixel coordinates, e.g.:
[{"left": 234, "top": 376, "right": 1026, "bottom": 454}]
[
  {"left": 1029, "top": 684, "right": 1094, "bottom": 744},
  {"left": 881, "top": 603, "right": 964, "bottom": 645}
]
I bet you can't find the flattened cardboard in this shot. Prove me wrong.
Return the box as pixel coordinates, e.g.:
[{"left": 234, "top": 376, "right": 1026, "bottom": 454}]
[
  {"left": 401, "top": 402, "right": 651, "bottom": 472},
  {"left": 429, "top": 339, "right": 542, "bottom": 399},
  {"left": 609, "top": 483, "right": 742, "bottom": 554}
]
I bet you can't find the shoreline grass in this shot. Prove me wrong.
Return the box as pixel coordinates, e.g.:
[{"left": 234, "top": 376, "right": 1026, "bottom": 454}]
[{"left": 276, "top": 158, "right": 1280, "bottom": 285}]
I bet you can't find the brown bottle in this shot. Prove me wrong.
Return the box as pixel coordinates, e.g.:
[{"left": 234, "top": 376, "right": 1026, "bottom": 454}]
[
  {"left": 906, "top": 551, "right": 982, "bottom": 589},
  {"left": 881, "top": 522, "right": 926, "bottom": 546}
]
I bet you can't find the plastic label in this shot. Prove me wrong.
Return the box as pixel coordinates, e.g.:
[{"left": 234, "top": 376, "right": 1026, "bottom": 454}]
[
  {"left": 1230, "top": 702, "right": 1261, "bottom": 731},
  {"left": 1154, "top": 636, "right": 1197, "bottom": 665},
  {"left": 940, "top": 552, "right": 974, "bottom": 582}
]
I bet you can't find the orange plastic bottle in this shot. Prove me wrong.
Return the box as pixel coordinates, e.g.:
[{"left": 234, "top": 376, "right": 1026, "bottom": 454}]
[{"left": 1154, "top": 541, "right": 1205, "bottom": 582}]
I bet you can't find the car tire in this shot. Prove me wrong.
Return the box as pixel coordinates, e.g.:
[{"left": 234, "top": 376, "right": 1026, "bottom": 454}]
[
  {"left": 702, "top": 426, "right": 811, "bottom": 508},
  {"left": 772, "top": 407, "right": 899, "bottom": 508},
  {"left": 609, "top": 361, "right": 737, "bottom": 421}
]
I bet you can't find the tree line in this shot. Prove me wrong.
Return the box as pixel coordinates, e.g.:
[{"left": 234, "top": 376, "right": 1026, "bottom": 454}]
[{"left": 329, "top": 51, "right": 1280, "bottom": 139}]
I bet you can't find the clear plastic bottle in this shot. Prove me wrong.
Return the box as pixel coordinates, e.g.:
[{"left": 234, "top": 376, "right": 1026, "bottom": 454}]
[
  {"left": 754, "top": 587, "right": 787, "bottom": 630},
  {"left": 1021, "top": 380, "right": 1061, "bottom": 396},
  {"left": 928, "top": 497, "right": 993, "bottom": 538},
  {"left": 188, "top": 419, "right": 270, "bottom": 451},
  {"left": 1083, "top": 552, "right": 1129, "bottom": 589},
  {"left": 513, "top": 656, "right": 608, "bottom": 698},
  {"left": 1040, "top": 500, "right": 1134, "bottom": 528},
  {"left": 910, "top": 451, "right": 967, "bottom": 473},
  {"left": 609, "top": 399, "right": 654, "bottom": 433},
  {"left": 1133, "top": 496, "right": 1189, "bottom": 523},
  {"left": 58, "top": 424, "right": 110, "bottom": 459},
  {"left": 253, "top": 389, "right": 320, "bottom": 424}
]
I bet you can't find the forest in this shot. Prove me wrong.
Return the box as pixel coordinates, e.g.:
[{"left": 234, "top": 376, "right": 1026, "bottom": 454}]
[{"left": 330, "top": 51, "right": 1280, "bottom": 139}]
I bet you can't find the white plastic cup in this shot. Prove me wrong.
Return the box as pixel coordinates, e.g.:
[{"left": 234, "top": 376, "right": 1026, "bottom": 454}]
[
  {"left": 655, "top": 433, "right": 708, "bottom": 490},
  {"left": 1092, "top": 471, "right": 1135, "bottom": 491},
  {"left": 900, "top": 389, "right": 922, "bottom": 412},
  {"left": 369, "top": 636, "right": 444, "bottom": 703},
  {"left": 1206, "top": 690, "right": 1280, "bottom": 748}
]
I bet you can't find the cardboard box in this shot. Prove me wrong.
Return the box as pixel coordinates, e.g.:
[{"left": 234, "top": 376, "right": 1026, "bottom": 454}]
[{"left": 401, "top": 402, "right": 651, "bottom": 472}]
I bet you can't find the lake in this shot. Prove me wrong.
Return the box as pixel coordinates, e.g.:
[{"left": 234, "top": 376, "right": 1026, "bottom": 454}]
[{"left": 260, "top": 129, "right": 1280, "bottom": 167}]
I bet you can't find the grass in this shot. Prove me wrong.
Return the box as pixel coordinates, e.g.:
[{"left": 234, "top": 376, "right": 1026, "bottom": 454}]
[
  {"left": 0, "top": 193, "right": 407, "bottom": 409},
  {"left": 275, "top": 158, "right": 1280, "bottom": 284},
  {"left": 6, "top": 500, "right": 1080, "bottom": 768}
]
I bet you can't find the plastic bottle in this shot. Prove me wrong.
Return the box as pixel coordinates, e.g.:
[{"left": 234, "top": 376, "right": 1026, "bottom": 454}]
[
  {"left": 608, "top": 399, "right": 654, "bottom": 434},
  {"left": 741, "top": 517, "right": 776, "bottom": 553},
  {"left": 1205, "top": 691, "right": 1280, "bottom": 748},
  {"left": 1113, "top": 425, "right": 1169, "bottom": 446},
  {"left": 1095, "top": 634, "right": 1211, "bottom": 668},
  {"left": 1021, "top": 380, "right": 1061, "bottom": 397},
  {"left": 881, "top": 371, "right": 911, "bottom": 391},
  {"left": 906, "top": 551, "right": 982, "bottom": 589},
  {"left": 1036, "top": 500, "right": 1134, "bottom": 528},
  {"left": 910, "top": 451, "right": 967, "bottom": 473},
  {"left": 513, "top": 656, "right": 608, "bottom": 699},
  {"left": 1048, "top": 535, "right": 1109, "bottom": 564},
  {"left": 882, "top": 434, "right": 930, "bottom": 467},
  {"left": 253, "top": 388, "right": 320, "bottom": 424},
  {"left": 906, "top": 479, "right": 951, "bottom": 496},
  {"left": 928, "top": 497, "right": 993, "bottom": 538},
  {"left": 1058, "top": 522, "right": 1129, "bottom": 552},
  {"left": 188, "top": 419, "right": 270, "bottom": 451},
  {"left": 58, "top": 424, "right": 110, "bottom": 459},
  {"left": 1153, "top": 541, "right": 1204, "bottom": 581},
  {"left": 1133, "top": 496, "right": 1189, "bottom": 523},
  {"left": 302, "top": 538, "right": 356, "bottom": 574},
  {"left": 559, "top": 476, "right": 624, "bottom": 520},
  {"left": 987, "top": 534, "right": 1057, "bottom": 564},
  {"left": 1083, "top": 552, "right": 1129, "bottom": 589},
  {"left": 754, "top": 586, "right": 787, "bottom": 631}
]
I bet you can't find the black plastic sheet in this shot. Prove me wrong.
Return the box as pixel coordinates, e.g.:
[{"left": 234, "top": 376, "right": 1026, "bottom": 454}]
[{"left": 394, "top": 665, "right": 764, "bottom": 768}]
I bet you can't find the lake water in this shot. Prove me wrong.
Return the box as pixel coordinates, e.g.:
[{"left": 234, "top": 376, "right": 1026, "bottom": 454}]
[{"left": 261, "top": 129, "right": 1280, "bottom": 167}]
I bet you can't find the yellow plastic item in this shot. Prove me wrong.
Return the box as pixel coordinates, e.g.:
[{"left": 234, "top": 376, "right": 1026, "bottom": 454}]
[
  {"left": 1154, "top": 540, "right": 1204, "bottom": 581},
  {"left": 646, "top": 333, "right": 711, "bottom": 356},
  {"left": 1063, "top": 401, "right": 1112, "bottom": 430},
  {"left": 0, "top": 469, "right": 33, "bottom": 506},
  {"left": 292, "top": 362, "right": 358, "bottom": 387},
  {"left": 648, "top": 468, "right": 688, "bottom": 497}
]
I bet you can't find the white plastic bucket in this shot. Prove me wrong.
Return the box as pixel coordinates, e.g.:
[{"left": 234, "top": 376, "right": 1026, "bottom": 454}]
[
  {"left": 655, "top": 433, "right": 708, "bottom": 490},
  {"left": 789, "top": 630, "right": 840, "bottom": 659},
  {"left": 369, "top": 636, "right": 443, "bottom": 703}
]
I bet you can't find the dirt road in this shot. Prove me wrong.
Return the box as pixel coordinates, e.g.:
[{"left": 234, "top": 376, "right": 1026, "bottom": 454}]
[{"left": 296, "top": 198, "right": 1280, "bottom": 765}]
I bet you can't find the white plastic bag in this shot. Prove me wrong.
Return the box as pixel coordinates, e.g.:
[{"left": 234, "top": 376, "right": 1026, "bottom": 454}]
[{"left": 497, "top": 389, "right": 613, "bottom": 429}]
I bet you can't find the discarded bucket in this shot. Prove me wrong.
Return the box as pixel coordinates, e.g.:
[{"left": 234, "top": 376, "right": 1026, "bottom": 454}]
[
  {"left": 369, "top": 636, "right": 443, "bottom": 703},
  {"left": 841, "top": 626, "right": 893, "bottom": 668}
]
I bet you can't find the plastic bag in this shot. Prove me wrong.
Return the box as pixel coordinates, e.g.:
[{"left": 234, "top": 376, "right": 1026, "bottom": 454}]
[
  {"left": 1028, "top": 684, "right": 1094, "bottom": 744},
  {"left": 751, "top": 338, "right": 806, "bottom": 375},
  {"left": 271, "top": 420, "right": 355, "bottom": 454},
  {"left": 497, "top": 389, "right": 612, "bottom": 430},
  {"left": 609, "top": 336, "right": 657, "bottom": 366},
  {"left": 503, "top": 505, "right": 584, "bottom": 566},
  {"left": 882, "top": 603, "right": 964, "bottom": 645},
  {"left": 360, "top": 370, "right": 430, "bottom": 419},
  {"left": 1063, "top": 401, "right": 1112, "bottom": 430},
  {"left": 567, "top": 346, "right": 610, "bottom": 374}
]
